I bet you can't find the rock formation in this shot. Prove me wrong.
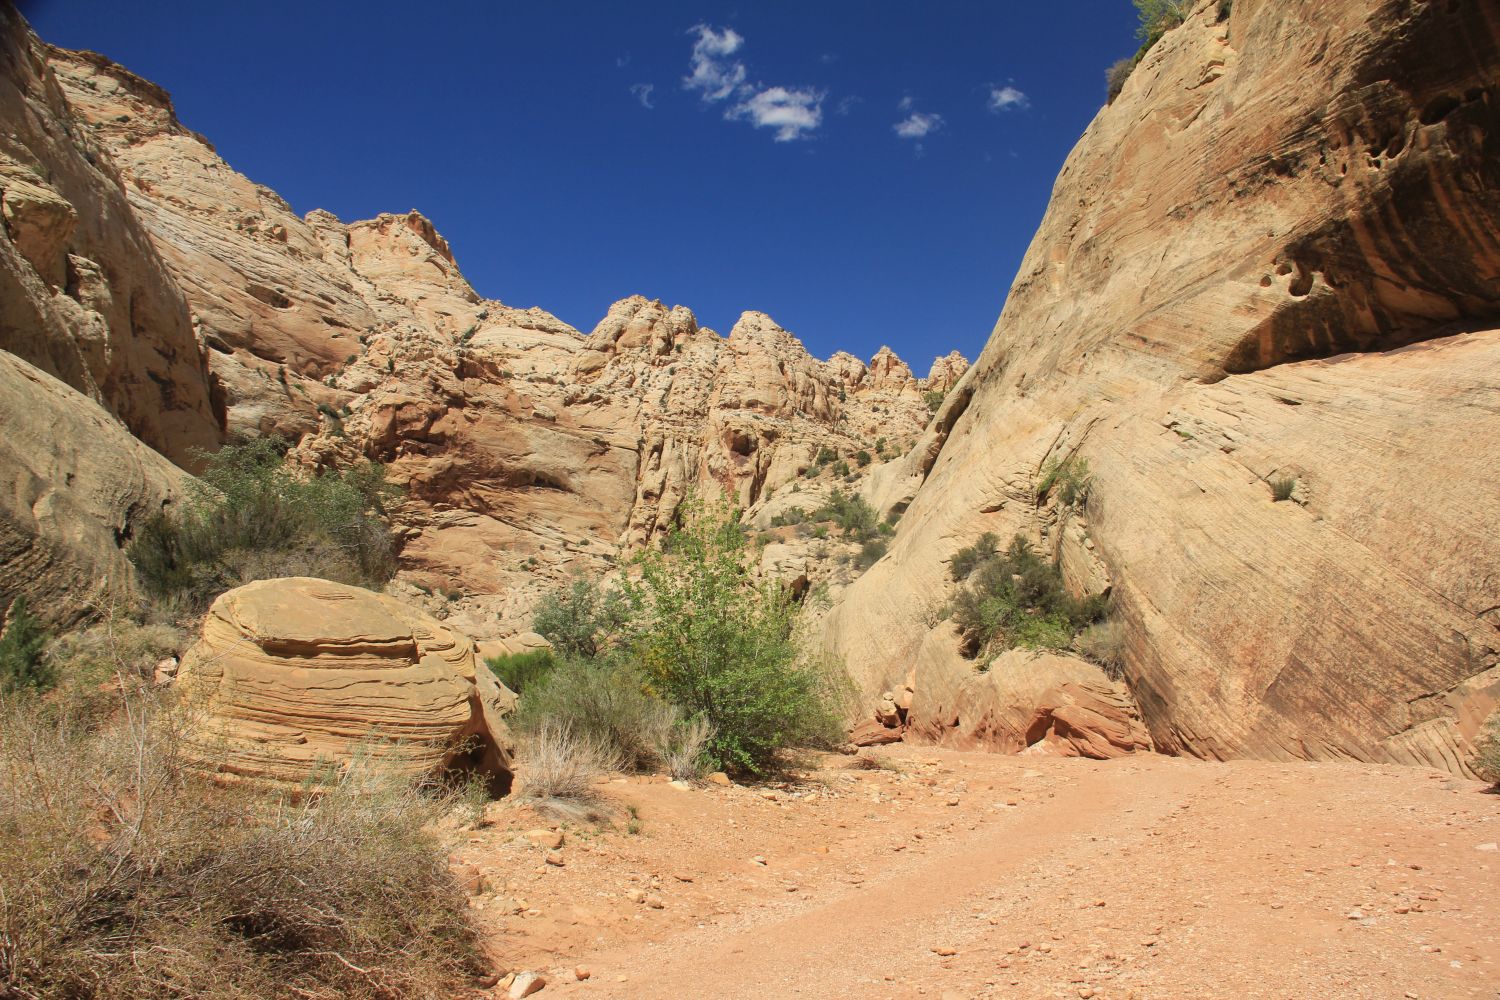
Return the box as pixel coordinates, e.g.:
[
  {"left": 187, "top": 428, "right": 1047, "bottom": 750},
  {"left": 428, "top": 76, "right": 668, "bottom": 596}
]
[
  {"left": 826, "top": 0, "right": 1500, "bottom": 775},
  {"left": 0, "top": 9, "right": 966, "bottom": 633},
  {"left": 0, "top": 350, "right": 190, "bottom": 625},
  {"left": 177, "top": 577, "right": 516, "bottom": 792}
]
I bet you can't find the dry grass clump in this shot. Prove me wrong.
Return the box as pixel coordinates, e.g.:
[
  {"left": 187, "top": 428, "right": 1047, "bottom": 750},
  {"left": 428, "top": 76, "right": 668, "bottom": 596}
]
[
  {"left": 515, "top": 720, "right": 621, "bottom": 817},
  {"left": 0, "top": 684, "right": 487, "bottom": 999}
]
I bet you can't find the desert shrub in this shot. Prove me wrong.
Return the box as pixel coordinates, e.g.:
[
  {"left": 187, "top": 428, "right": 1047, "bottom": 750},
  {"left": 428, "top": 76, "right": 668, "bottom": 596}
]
[
  {"left": 0, "top": 597, "right": 51, "bottom": 694},
  {"left": 855, "top": 449, "right": 872, "bottom": 467},
  {"left": 515, "top": 720, "right": 621, "bottom": 806},
  {"left": 532, "top": 577, "right": 626, "bottom": 658},
  {"left": 1074, "top": 619, "right": 1126, "bottom": 678},
  {"left": 623, "top": 497, "right": 846, "bottom": 774},
  {"left": 1106, "top": 56, "right": 1135, "bottom": 102},
  {"left": 813, "top": 488, "right": 879, "bottom": 541},
  {"left": 1135, "top": 0, "right": 1187, "bottom": 45},
  {"left": 128, "top": 438, "right": 398, "bottom": 614},
  {"left": 1270, "top": 476, "right": 1298, "bottom": 502},
  {"left": 40, "top": 617, "right": 182, "bottom": 726},
  {"left": 1037, "top": 457, "right": 1092, "bottom": 507},
  {"left": 648, "top": 716, "right": 713, "bottom": 782},
  {"left": 951, "top": 535, "right": 1107, "bottom": 658},
  {"left": 770, "top": 506, "right": 809, "bottom": 528},
  {"left": 512, "top": 657, "right": 680, "bottom": 772},
  {"left": 831, "top": 459, "right": 851, "bottom": 478},
  {"left": 0, "top": 686, "right": 486, "bottom": 1000},
  {"left": 813, "top": 445, "right": 838, "bottom": 467},
  {"left": 924, "top": 390, "right": 946, "bottom": 414},
  {"left": 950, "top": 531, "right": 1000, "bottom": 581},
  {"left": 1473, "top": 716, "right": 1500, "bottom": 789},
  {"left": 485, "top": 649, "right": 557, "bottom": 695},
  {"left": 855, "top": 538, "right": 888, "bottom": 570}
]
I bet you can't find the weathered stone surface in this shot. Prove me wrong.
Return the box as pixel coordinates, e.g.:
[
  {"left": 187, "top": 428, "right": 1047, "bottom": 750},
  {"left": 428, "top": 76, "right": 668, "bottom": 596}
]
[
  {"left": 0, "top": 350, "right": 190, "bottom": 626},
  {"left": 0, "top": 9, "right": 221, "bottom": 464},
  {"left": 827, "top": 0, "right": 1500, "bottom": 775},
  {"left": 178, "top": 577, "right": 516, "bottom": 791}
]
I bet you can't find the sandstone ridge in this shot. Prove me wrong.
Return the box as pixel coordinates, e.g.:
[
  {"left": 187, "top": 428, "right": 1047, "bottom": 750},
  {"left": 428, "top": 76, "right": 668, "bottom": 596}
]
[{"left": 825, "top": 0, "right": 1500, "bottom": 776}]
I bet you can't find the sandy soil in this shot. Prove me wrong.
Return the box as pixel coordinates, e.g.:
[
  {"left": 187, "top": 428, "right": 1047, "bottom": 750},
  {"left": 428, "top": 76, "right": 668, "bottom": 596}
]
[{"left": 454, "top": 746, "right": 1500, "bottom": 999}]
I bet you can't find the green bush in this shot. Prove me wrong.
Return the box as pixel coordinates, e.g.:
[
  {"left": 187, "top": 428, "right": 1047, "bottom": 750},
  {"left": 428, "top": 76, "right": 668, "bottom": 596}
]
[
  {"left": 531, "top": 578, "right": 626, "bottom": 659},
  {"left": 1270, "top": 476, "right": 1297, "bottom": 502},
  {"left": 770, "top": 507, "right": 809, "bottom": 528},
  {"left": 128, "top": 438, "right": 398, "bottom": 614},
  {"left": 831, "top": 460, "right": 851, "bottom": 478},
  {"left": 512, "top": 657, "right": 696, "bottom": 774},
  {"left": 623, "top": 497, "right": 846, "bottom": 774},
  {"left": 485, "top": 649, "right": 557, "bottom": 695},
  {"left": 0, "top": 597, "right": 51, "bottom": 694},
  {"left": 813, "top": 445, "right": 838, "bottom": 467},
  {"left": 855, "top": 538, "right": 888, "bottom": 570},
  {"left": 1037, "top": 457, "right": 1092, "bottom": 507},
  {"left": 951, "top": 535, "right": 1107, "bottom": 658},
  {"left": 950, "top": 532, "right": 1000, "bottom": 581},
  {"left": 924, "top": 390, "right": 946, "bottom": 414},
  {"left": 855, "top": 449, "right": 872, "bottom": 467},
  {"left": 813, "top": 488, "right": 879, "bottom": 541},
  {"left": 1135, "top": 0, "right": 1187, "bottom": 45}
]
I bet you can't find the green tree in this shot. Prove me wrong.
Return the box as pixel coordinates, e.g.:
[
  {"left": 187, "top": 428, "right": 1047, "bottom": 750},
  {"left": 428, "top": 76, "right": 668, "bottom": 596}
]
[
  {"left": 0, "top": 597, "right": 51, "bottom": 694},
  {"left": 623, "top": 497, "right": 842, "bottom": 774},
  {"left": 1135, "top": 0, "right": 1187, "bottom": 45},
  {"left": 532, "top": 578, "right": 626, "bottom": 659}
]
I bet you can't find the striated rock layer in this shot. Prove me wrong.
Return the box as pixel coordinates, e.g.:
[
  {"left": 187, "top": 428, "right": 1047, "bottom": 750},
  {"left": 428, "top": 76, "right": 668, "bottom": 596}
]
[
  {"left": 827, "top": 0, "right": 1500, "bottom": 775},
  {"left": 0, "top": 9, "right": 967, "bottom": 632},
  {"left": 178, "top": 577, "right": 516, "bottom": 792}
]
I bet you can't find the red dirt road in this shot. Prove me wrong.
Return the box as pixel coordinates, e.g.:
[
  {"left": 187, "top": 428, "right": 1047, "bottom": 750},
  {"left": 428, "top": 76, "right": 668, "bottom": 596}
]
[{"left": 460, "top": 747, "right": 1499, "bottom": 999}]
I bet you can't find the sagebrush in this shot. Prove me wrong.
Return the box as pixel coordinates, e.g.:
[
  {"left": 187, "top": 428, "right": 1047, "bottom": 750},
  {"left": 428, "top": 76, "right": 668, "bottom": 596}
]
[{"left": 952, "top": 534, "right": 1107, "bottom": 658}]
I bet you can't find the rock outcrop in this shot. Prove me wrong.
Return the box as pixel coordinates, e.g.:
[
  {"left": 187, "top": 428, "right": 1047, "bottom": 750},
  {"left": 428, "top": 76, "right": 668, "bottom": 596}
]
[
  {"left": 0, "top": 7, "right": 221, "bottom": 465},
  {"left": 0, "top": 350, "right": 191, "bottom": 626},
  {"left": 177, "top": 577, "right": 516, "bottom": 792},
  {"left": 826, "top": 0, "right": 1500, "bottom": 775},
  {"left": 0, "top": 9, "right": 967, "bottom": 636}
]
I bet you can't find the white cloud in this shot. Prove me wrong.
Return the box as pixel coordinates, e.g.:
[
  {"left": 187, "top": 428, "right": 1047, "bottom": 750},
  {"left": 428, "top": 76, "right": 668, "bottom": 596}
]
[
  {"left": 893, "top": 111, "right": 943, "bottom": 139},
  {"left": 684, "top": 24, "right": 747, "bottom": 102},
  {"left": 730, "top": 86, "right": 825, "bottom": 142},
  {"left": 988, "top": 85, "right": 1029, "bottom": 112},
  {"left": 897, "top": 94, "right": 915, "bottom": 112},
  {"left": 630, "top": 83, "right": 655, "bottom": 109},
  {"left": 835, "top": 95, "right": 862, "bottom": 116}
]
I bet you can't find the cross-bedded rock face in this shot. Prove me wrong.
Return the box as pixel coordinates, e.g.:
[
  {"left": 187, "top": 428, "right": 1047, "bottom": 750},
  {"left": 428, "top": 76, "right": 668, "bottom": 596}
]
[
  {"left": 178, "top": 576, "right": 516, "bottom": 792},
  {"left": 0, "top": 15, "right": 966, "bottom": 634},
  {"left": 825, "top": 0, "right": 1500, "bottom": 775}
]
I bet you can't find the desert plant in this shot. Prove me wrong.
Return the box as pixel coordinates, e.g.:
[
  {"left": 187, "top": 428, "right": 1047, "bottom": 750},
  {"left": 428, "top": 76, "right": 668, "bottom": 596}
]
[
  {"left": 1037, "top": 457, "right": 1092, "bottom": 507},
  {"left": 1470, "top": 712, "right": 1500, "bottom": 788},
  {"left": 813, "top": 445, "right": 838, "bottom": 467},
  {"left": 515, "top": 720, "right": 621, "bottom": 807},
  {"left": 0, "top": 597, "right": 50, "bottom": 694},
  {"left": 485, "top": 649, "right": 557, "bottom": 695},
  {"left": 950, "top": 532, "right": 1000, "bottom": 581},
  {"left": 924, "top": 389, "right": 946, "bottom": 413},
  {"left": 128, "top": 438, "right": 398, "bottom": 614},
  {"left": 648, "top": 716, "right": 713, "bottom": 781},
  {"left": 623, "top": 496, "right": 846, "bottom": 774},
  {"left": 855, "top": 537, "right": 888, "bottom": 570},
  {"left": 770, "top": 507, "right": 809, "bottom": 528},
  {"left": 532, "top": 578, "right": 627, "bottom": 658},
  {"left": 1106, "top": 56, "right": 1135, "bottom": 102},
  {"left": 855, "top": 449, "right": 872, "bottom": 467},
  {"left": 1136, "top": 0, "right": 1187, "bottom": 44},
  {"left": 1074, "top": 619, "right": 1127, "bottom": 678},
  {"left": 813, "top": 488, "right": 879, "bottom": 541},
  {"left": 0, "top": 684, "right": 486, "bottom": 1000},
  {"left": 512, "top": 657, "right": 676, "bottom": 771},
  {"left": 1270, "top": 476, "right": 1298, "bottom": 502},
  {"left": 951, "top": 535, "right": 1107, "bottom": 658}
]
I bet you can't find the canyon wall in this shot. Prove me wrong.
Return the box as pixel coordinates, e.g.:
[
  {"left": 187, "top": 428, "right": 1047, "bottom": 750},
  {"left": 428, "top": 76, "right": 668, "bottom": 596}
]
[{"left": 828, "top": 0, "right": 1500, "bottom": 775}]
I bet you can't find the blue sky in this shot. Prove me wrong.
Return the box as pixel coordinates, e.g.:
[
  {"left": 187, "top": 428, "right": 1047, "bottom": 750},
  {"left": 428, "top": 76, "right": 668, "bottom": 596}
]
[{"left": 24, "top": 1, "right": 1139, "bottom": 368}]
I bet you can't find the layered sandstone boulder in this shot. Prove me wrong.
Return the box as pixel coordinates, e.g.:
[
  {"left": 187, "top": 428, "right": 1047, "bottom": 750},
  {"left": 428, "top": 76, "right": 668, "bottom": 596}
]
[
  {"left": 827, "top": 0, "right": 1500, "bottom": 775},
  {"left": 178, "top": 577, "right": 516, "bottom": 792}
]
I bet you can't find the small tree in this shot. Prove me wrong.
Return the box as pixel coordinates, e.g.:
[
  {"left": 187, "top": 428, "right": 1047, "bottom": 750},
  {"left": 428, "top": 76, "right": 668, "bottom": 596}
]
[
  {"left": 623, "top": 497, "right": 842, "bottom": 774},
  {"left": 1135, "top": 0, "right": 1187, "bottom": 44},
  {"left": 0, "top": 597, "right": 50, "bottom": 694},
  {"left": 532, "top": 578, "right": 626, "bottom": 659}
]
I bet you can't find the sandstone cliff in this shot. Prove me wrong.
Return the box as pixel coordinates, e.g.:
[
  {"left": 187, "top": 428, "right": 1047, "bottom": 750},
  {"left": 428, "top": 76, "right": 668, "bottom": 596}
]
[
  {"left": 827, "top": 0, "right": 1500, "bottom": 775},
  {"left": 1, "top": 10, "right": 966, "bottom": 633}
]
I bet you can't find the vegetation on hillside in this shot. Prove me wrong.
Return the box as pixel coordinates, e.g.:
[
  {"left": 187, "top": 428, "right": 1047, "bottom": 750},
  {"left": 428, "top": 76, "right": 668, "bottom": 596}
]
[
  {"left": 128, "top": 437, "right": 399, "bottom": 615},
  {"left": 0, "top": 656, "right": 486, "bottom": 999},
  {"left": 525, "top": 497, "right": 848, "bottom": 778},
  {"left": 1107, "top": 0, "right": 1230, "bottom": 103},
  {"left": 949, "top": 534, "right": 1107, "bottom": 660},
  {"left": 0, "top": 597, "right": 51, "bottom": 694}
]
